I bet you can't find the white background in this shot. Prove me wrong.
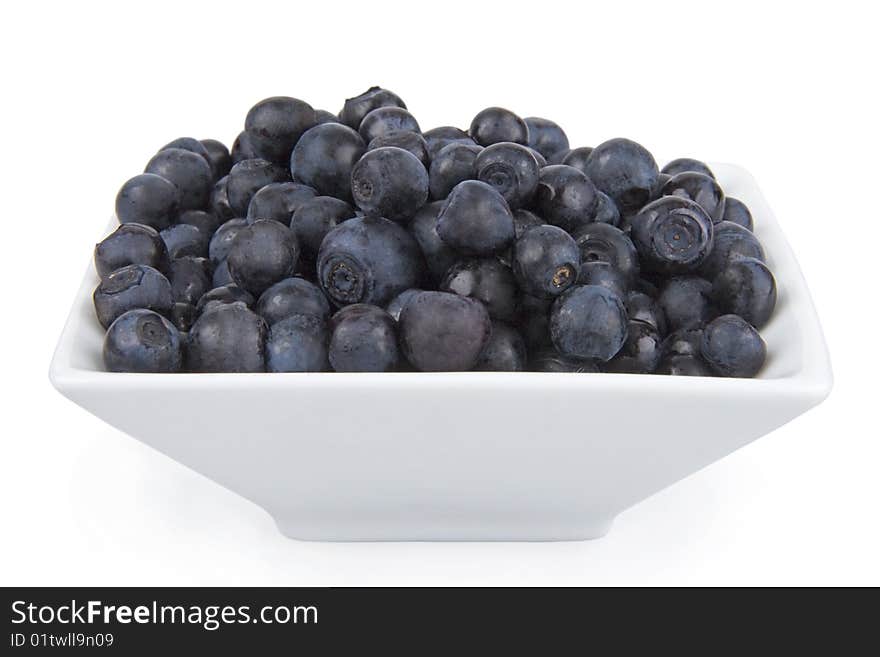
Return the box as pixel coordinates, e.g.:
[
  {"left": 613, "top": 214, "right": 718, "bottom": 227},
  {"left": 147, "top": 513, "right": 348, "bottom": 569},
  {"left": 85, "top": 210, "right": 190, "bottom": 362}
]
[{"left": 2, "top": 0, "right": 878, "bottom": 585}]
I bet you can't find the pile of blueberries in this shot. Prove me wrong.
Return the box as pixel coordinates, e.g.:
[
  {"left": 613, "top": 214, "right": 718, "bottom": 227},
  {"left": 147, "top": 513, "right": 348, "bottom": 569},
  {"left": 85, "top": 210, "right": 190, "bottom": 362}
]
[{"left": 94, "top": 87, "right": 776, "bottom": 376}]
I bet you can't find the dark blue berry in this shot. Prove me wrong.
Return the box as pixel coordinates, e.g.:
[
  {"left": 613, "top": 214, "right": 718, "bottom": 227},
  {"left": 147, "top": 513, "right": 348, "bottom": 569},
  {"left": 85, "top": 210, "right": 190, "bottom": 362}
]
[
  {"left": 290, "top": 196, "right": 354, "bottom": 264},
  {"left": 368, "top": 130, "right": 430, "bottom": 168},
  {"left": 524, "top": 117, "right": 569, "bottom": 159},
  {"left": 212, "top": 259, "right": 233, "bottom": 287},
  {"left": 711, "top": 257, "right": 777, "bottom": 328},
  {"left": 661, "top": 327, "right": 705, "bottom": 359},
  {"left": 428, "top": 142, "right": 482, "bottom": 200},
  {"left": 95, "top": 224, "right": 169, "bottom": 279},
  {"left": 169, "top": 256, "right": 212, "bottom": 305},
  {"left": 103, "top": 309, "right": 183, "bottom": 373},
  {"left": 314, "top": 110, "right": 340, "bottom": 125},
  {"left": 339, "top": 87, "right": 406, "bottom": 131},
  {"left": 115, "top": 173, "right": 179, "bottom": 230},
  {"left": 209, "top": 176, "right": 236, "bottom": 221},
  {"left": 187, "top": 303, "right": 267, "bottom": 373},
  {"left": 257, "top": 277, "right": 330, "bottom": 325},
  {"left": 532, "top": 164, "right": 599, "bottom": 233},
  {"left": 699, "top": 220, "right": 765, "bottom": 278},
  {"left": 291, "top": 123, "right": 366, "bottom": 202},
  {"left": 209, "top": 218, "right": 249, "bottom": 266},
  {"left": 625, "top": 291, "right": 666, "bottom": 335},
  {"left": 440, "top": 257, "right": 518, "bottom": 321},
  {"left": 475, "top": 321, "right": 527, "bottom": 371},
  {"left": 437, "top": 180, "right": 515, "bottom": 255},
  {"left": 605, "top": 320, "right": 662, "bottom": 373},
  {"left": 318, "top": 215, "right": 424, "bottom": 307},
  {"left": 93, "top": 264, "right": 173, "bottom": 328},
  {"left": 475, "top": 142, "right": 540, "bottom": 209},
  {"left": 231, "top": 131, "right": 259, "bottom": 164},
  {"left": 592, "top": 191, "right": 621, "bottom": 226},
  {"left": 246, "top": 181, "right": 317, "bottom": 224},
  {"left": 196, "top": 284, "right": 254, "bottom": 314},
  {"left": 145, "top": 148, "right": 213, "bottom": 211},
  {"left": 200, "top": 139, "right": 232, "bottom": 179},
  {"left": 721, "top": 196, "right": 753, "bottom": 231},
  {"left": 178, "top": 209, "right": 222, "bottom": 237},
  {"left": 661, "top": 171, "right": 726, "bottom": 223},
  {"left": 469, "top": 107, "right": 528, "bottom": 147},
  {"left": 585, "top": 138, "right": 659, "bottom": 214},
  {"left": 226, "top": 158, "right": 290, "bottom": 216},
  {"left": 408, "top": 201, "right": 457, "bottom": 283},
  {"left": 328, "top": 304, "right": 399, "bottom": 372},
  {"left": 550, "top": 285, "right": 628, "bottom": 362},
  {"left": 226, "top": 220, "right": 299, "bottom": 296},
  {"left": 245, "top": 96, "right": 316, "bottom": 164},
  {"left": 512, "top": 225, "right": 580, "bottom": 298},
  {"left": 351, "top": 146, "right": 429, "bottom": 223},
  {"left": 399, "top": 291, "right": 491, "bottom": 371},
  {"left": 160, "top": 137, "right": 211, "bottom": 166},
  {"left": 661, "top": 158, "right": 715, "bottom": 179},
  {"left": 423, "top": 126, "right": 477, "bottom": 159},
  {"left": 657, "top": 276, "right": 716, "bottom": 331},
  {"left": 577, "top": 261, "right": 629, "bottom": 297},
  {"left": 160, "top": 223, "right": 209, "bottom": 259},
  {"left": 359, "top": 106, "right": 420, "bottom": 142},
  {"left": 169, "top": 302, "right": 198, "bottom": 333},
  {"left": 266, "top": 313, "right": 328, "bottom": 373},
  {"left": 701, "top": 314, "right": 766, "bottom": 377},
  {"left": 385, "top": 288, "right": 423, "bottom": 322},
  {"left": 561, "top": 147, "right": 593, "bottom": 174},
  {"left": 630, "top": 196, "right": 714, "bottom": 273},
  {"left": 571, "top": 222, "right": 640, "bottom": 284}
]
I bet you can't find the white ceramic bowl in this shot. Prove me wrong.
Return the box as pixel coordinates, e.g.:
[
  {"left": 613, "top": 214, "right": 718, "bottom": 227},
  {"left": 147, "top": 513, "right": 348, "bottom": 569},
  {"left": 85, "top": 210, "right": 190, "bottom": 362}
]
[{"left": 50, "top": 163, "right": 832, "bottom": 541}]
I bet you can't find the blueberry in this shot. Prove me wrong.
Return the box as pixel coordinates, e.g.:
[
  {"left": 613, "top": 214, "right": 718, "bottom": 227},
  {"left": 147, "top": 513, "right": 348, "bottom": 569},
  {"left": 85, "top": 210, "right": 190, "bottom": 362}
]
[
  {"left": 399, "top": 291, "right": 492, "bottom": 371},
  {"left": 314, "top": 110, "right": 340, "bottom": 125},
  {"left": 699, "top": 221, "right": 765, "bottom": 278},
  {"left": 339, "top": 86, "right": 407, "bottom": 131},
  {"left": 187, "top": 303, "right": 267, "bottom": 373},
  {"left": 160, "top": 223, "right": 209, "bottom": 259},
  {"left": 159, "top": 137, "right": 211, "bottom": 173},
  {"left": 475, "top": 321, "right": 527, "bottom": 371},
  {"left": 169, "top": 302, "right": 198, "bottom": 333},
  {"left": 584, "top": 138, "right": 659, "bottom": 214},
  {"left": 93, "top": 264, "right": 173, "bottom": 329},
  {"left": 701, "top": 314, "right": 766, "bottom": 378},
  {"left": 633, "top": 277, "right": 660, "bottom": 299},
  {"left": 661, "top": 326, "right": 705, "bottom": 358},
  {"left": 512, "top": 225, "right": 580, "bottom": 299},
  {"left": 548, "top": 148, "right": 573, "bottom": 164},
  {"left": 560, "top": 146, "right": 594, "bottom": 174},
  {"left": 266, "top": 313, "right": 329, "bottom": 373},
  {"left": 722, "top": 196, "right": 754, "bottom": 231},
  {"left": 209, "top": 176, "right": 236, "bottom": 221},
  {"left": 423, "top": 126, "right": 477, "bottom": 159},
  {"left": 328, "top": 304, "right": 399, "bottom": 372},
  {"left": 115, "top": 173, "right": 179, "bottom": 230},
  {"left": 577, "top": 261, "right": 629, "bottom": 297},
  {"left": 290, "top": 196, "right": 355, "bottom": 264},
  {"left": 512, "top": 209, "right": 543, "bottom": 238},
  {"left": 95, "top": 224, "right": 169, "bottom": 279},
  {"left": 626, "top": 290, "right": 667, "bottom": 335},
  {"left": 209, "top": 218, "right": 249, "bottom": 266},
  {"left": 661, "top": 172, "right": 726, "bottom": 223},
  {"left": 245, "top": 96, "right": 316, "bottom": 164},
  {"left": 550, "top": 285, "right": 628, "bottom": 362},
  {"left": 317, "top": 215, "right": 424, "bottom": 307},
  {"left": 517, "top": 293, "right": 553, "bottom": 352},
  {"left": 226, "top": 219, "right": 299, "bottom": 296},
  {"left": 651, "top": 173, "right": 672, "bottom": 201},
  {"left": 385, "top": 288, "right": 422, "bottom": 322},
  {"left": 226, "top": 158, "right": 290, "bottom": 216},
  {"left": 570, "top": 223, "right": 640, "bottom": 284},
  {"left": 291, "top": 123, "right": 366, "bottom": 202},
  {"left": 200, "top": 139, "right": 233, "bottom": 179},
  {"left": 231, "top": 131, "right": 259, "bottom": 164},
  {"left": 528, "top": 148, "right": 547, "bottom": 168},
  {"left": 169, "top": 255, "right": 212, "bottom": 305},
  {"left": 630, "top": 196, "right": 714, "bottom": 273},
  {"left": 351, "top": 147, "right": 429, "bottom": 223},
  {"left": 212, "top": 259, "right": 234, "bottom": 287},
  {"left": 604, "top": 320, "right": 662, "bottom": 373},
  {"left": 408, "top": 201, "right": 458, "bottom": 283},
  {"left": 441, "top": 257, "right": 518, "bottom": 321},
  {"left": 246, "top": 182, "right": 317, "bottom": 224},
  {"left": 593, "top": 191, "right": 620, "bottom": 226},
  {"left": 428, "top": 142, "right": 482, "bottom": 200},
  {"left": 524, "top": 117, "right": 569, "bottom": 159},
  {"left": 103, "top": 309, "right": 183, "bottom": 373},
  {"left": 531, "top": 165, "right": 599, "bottom": 233},
  {"left": 475, "top": 142, "right": 540, "bottom": 209},
  {"left": 145, "top": 148, "right": 213, "bottom": 211},
  {"left": 257, "top": 277, "right": 330, "bottom": 325},
  {"left": 436, "top": 180, "right": 515, "bottom": 255},
  {"left": 469, "top": 107, "right": 528, "bottom": 147},
  {"left": 368, "top": 130, "right": 430, "bottom": 168},
  {"left": 196, "top": 284, "right": 254, "bottom": 314},
  {"left": 657, "top": 276, "right": 716, "bottom": 331},
  {"left": 656, "top": 354, "right": 712, "bottom": 376},
  {"left": 530, "top": 350, "right": 599, "bottom": 373},
  {"left": 711, "top": 257, "right": 777, "bottom": 328},
  {"left": 178, "top": 209, "right": 222, "bottom": 237},
  {"left": 661, "top": 158, "right": 715, "bottom": 179},
  {"left": 359, "top": 106, "right": 420, "bottom": 142}
]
